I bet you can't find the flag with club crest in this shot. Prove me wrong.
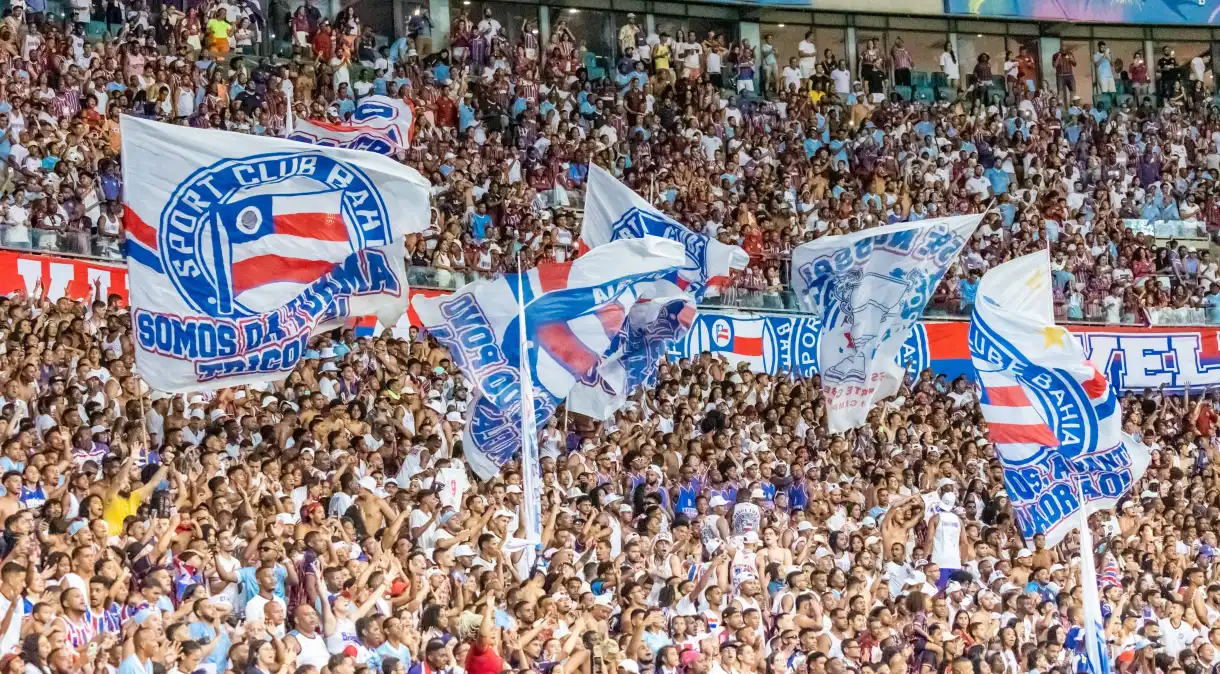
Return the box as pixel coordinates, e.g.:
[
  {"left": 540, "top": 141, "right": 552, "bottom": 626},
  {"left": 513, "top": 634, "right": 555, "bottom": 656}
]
[
  {"left": 412, "top": 237, "right": 687, "bottom": 479},
  {"left": 969, "top": 249, "right": 1150, "bottom": 547},
  {"left": 122, "top": 116, "right": 431, "bottom": 392},
  {"left": 972, "top": 251, "right": 1149, "bottom": 674},
  {"left": 790, "top": 214, "right": 982, "bottom": 432},
  {"left": 565, "top": 295, "right": 698, "bottom": 420},
  {"left": 581, "top": 164, "right": 748, "bottom": 300}
]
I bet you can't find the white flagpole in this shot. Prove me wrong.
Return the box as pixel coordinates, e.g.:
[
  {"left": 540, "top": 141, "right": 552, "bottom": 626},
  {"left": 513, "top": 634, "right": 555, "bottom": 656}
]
[
  {"left": 1077, "top": 488, "right": 1112, "bottom": 674},
  {"left": 517, "top": 257, "right": 543, "bottom": 549}
]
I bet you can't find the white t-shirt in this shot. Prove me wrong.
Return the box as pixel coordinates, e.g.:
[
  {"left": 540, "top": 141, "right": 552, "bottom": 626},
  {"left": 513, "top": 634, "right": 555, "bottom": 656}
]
[
  {"left": 245, "top": 594, "right": 285, "bottom": 624},
  {"left": 0, "top": 592, "right": 24, "bottom": 654},
  {"left": 831, "top": 68, "right": 850, "bottom": 93},
  {"left": 782, "top": 66, "right": 802, "bottom": 92},
  {"left": 940, "top": 52, "right": 960, "bottom": 80},
  {"left": 707, "top": 50, "right": 721, "bottom": 74},
  {"left": 798, "top": 40, "right": 816, "bottom": 62}
]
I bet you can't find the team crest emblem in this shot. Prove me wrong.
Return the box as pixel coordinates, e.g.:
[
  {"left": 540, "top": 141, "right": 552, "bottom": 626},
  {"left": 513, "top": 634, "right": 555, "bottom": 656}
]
[
  {"left": 712, "top": 318, "right": 732, "bottom": 348},
  {"left": 610, "top": 207, "right": 709, "bottom": 286},
  {"left": 160, "top": 152, "right": 392, "bottom": 318}
]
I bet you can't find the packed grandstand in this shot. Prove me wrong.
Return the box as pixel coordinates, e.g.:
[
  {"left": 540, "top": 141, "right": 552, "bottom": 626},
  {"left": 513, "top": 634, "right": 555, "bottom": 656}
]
[{"left": 0, "top": 4, "right": 1214, "bottom": 674}]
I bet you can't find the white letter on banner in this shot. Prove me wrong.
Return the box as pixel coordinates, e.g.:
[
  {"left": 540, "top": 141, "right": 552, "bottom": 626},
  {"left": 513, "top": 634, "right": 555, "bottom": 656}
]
[
  {"left": 1119, "top": 336, "right": 1174, "bottom": 389},
  {"left": 14, "top": 257, "right": 40, "bottom": 296},
  {"left": 45, "top": 263, "right": 76, "bottom": 301},
  {"left": 86, "top": 268, "right": 113, "bottom": 302}
]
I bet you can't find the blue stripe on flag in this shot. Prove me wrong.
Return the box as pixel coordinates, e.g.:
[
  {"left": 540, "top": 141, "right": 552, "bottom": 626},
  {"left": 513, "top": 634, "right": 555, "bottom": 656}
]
[{"left": 125, "top": 240, "right": 163, "bottom": 274}]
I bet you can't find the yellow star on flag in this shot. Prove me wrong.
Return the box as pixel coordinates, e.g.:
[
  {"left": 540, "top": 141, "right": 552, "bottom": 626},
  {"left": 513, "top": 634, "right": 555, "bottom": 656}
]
[
  {"left": 1041, "top": 326, "right": 1069, "bottom": 349},
  {"left": 1023, "top": 271, "right": 1046, "bottom": 293}
]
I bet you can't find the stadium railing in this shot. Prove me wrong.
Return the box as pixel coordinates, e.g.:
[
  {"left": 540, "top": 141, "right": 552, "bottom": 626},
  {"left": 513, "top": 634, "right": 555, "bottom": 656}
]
[{"left": 4, "top": 233, "right": 1212, "bottom": 328}]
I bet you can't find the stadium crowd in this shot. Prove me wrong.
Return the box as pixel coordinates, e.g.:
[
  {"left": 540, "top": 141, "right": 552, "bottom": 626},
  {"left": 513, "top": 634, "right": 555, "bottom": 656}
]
[{"left": 0, "top": 3, "right": 1212, "bottom": 674}]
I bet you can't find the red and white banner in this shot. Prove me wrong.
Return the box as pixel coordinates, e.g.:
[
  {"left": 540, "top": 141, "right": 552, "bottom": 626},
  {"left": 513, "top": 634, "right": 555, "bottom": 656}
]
[{"left": 0, "top": 250, "right": 128, "bottom": 303}]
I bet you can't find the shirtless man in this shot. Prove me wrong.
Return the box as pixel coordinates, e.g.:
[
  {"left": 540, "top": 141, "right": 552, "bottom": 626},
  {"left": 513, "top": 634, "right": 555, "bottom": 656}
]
[
  {"left": 881, "top": 493, "right": 925, "bottom": 562},
  {"left": 0, "top": 471, "right": 21, "bottom": 522}
]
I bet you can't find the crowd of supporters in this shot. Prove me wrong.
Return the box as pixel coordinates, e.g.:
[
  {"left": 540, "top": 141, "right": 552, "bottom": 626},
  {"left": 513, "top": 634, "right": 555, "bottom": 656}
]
[{"left": 0, "top": 5, "right": 1214, "bottom": 674}]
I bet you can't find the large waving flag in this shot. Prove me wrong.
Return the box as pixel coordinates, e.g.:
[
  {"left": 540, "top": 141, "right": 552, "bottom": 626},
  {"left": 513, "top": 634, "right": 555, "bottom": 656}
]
[
  {"left": 791, "top": 215, "right": 982, "bottom": 432},
  {"left": 122, "top": 116, "right": 431, "bottom": 392},
  {"left": 969, "top": 250, "right": 1150, "bottom": 546},
  {"left": 581, "top": 164, "right": 748, "bottom": 300},
  {"left": 566, "top": 295, "right": 697, "bottom": 419},
  {"left": 413, "top": 237, "right": 687, "bottom": 479},
  {"left": 287, "top": 96, "right": 415, "bottom": 153}
]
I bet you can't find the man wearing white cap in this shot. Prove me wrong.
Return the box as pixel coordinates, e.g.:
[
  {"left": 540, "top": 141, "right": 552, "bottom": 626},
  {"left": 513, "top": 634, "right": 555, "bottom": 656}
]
[{"left": 704, "top": 494, "right": 731, "bottom": 548}]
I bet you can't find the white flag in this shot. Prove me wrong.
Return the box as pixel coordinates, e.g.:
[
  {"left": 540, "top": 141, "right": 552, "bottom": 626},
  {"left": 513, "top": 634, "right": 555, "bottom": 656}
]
[
  {"left": 582, "top": 164, "right": 748, "bottom": 299},
  {"left": 790, "top": 215, "right": 982, "bottom": 432},
  {"left": 122, "top": 116, "right": 431, "bottom": 392}
]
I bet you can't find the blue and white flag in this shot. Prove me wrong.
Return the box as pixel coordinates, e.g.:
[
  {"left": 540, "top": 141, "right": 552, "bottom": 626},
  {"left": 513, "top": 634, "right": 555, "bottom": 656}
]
[
  {"left": 969, "top": 250, "right": 1150, "bottom": 546},
  {"left": 790, "top": 215, "right": 982, "bottom": 432},
  {"left": 412, "top": 237, "right": 687, "bottom": 479},
  {"left": 122, "top": 116, "right": 431, "bottom": 392},
  {"left": 566, "top": 295, "right": 698, "bottom": 420},
  {"left": 581, "top": 164, "right": 748, "bottom": 300},
  {"left": 287, "top": 96, "right": 415, "bottom": 153}
]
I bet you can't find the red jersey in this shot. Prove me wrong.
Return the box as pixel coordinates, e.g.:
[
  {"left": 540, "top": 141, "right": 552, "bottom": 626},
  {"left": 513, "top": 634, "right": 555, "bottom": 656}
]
[{"left": 465, "top": 641, "right": 504, "bottom": 674}]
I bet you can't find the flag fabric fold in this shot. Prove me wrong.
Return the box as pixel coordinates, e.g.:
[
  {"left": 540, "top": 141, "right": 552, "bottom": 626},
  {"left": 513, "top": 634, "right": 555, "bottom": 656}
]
[
  {"left": 412, "top": 236, "right": 687, "bottom": 479},
  {"left": 790, "top": 214, "right": 982, "bottom": 432},
  {"left": 968, "top": 250, "right": 1151, "bottom": 546},
  {"left": 286, "top": 96, "right": 415, "bottom": 153},
  {"left": 581, "top": 164, "right": 748, "bottom": 300},
  {"left": 122, "top": 116, "right": 431, "bottom": 392},
  {"left": 566, "top": 295, "right": 698, "bottom": 419}
]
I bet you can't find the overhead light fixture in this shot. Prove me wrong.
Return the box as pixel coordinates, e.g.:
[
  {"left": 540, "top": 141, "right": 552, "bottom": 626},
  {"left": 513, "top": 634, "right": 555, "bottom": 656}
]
[
  {"left": 568, "top": 7, "right": 579, "bottom": 12},
  {"left": 976, "top": 33, "right": 982, "bottom": 37},
  {"left": 777, "top": 23, "right": 785, "bottom": 27}
]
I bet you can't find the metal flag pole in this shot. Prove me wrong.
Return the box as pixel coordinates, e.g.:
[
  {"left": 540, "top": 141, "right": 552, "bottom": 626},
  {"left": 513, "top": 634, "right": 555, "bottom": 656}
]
[
  {"left": 1077, "top": 477, "right": 1112, "bottom": 674},
  {"left": 516, "top": 255, "right": 544, "bottom": 558}
]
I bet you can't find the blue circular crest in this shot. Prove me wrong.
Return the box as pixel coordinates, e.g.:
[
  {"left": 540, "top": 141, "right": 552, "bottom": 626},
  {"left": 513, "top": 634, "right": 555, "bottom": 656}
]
[
  {"left": 159, "top": 152, "right": 392, "bottom": 319},
  {"left": 1018, "top": 363, "right": 1101, "bottom": 460}
]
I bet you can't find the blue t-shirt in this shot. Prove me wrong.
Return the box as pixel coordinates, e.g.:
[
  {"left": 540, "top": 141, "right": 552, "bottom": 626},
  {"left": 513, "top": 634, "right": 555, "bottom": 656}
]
[
  {"left": 1205, "top": 293, "right": 1220, "bottom": 324},
  {"left": 959, "top": 278, "right": 980, "bottom": 309},
  {"left": 984, "top": 167, "right": 1011, "bottom": 195},
  {"left": 238, "top": 565, "right": 288, "bottom": 604},
  {"left": 470, "top": 213, "right": 491, "bottom": 241},
  {"left": 119, "top": 655, "right": 153, "bottom": 674},
  {"left": 190, "top": 621, "right": 231, "bottom": 669}
]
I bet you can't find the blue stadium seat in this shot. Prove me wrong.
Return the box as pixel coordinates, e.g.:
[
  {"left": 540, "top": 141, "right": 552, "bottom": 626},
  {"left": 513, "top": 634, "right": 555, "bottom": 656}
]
[
  {"left": 86, "top": 21, "right": 107, "bottom": 41},
  {"left": 894, "top": 85, "right": 913, "bottom": 101},
  {"left": 583, "top": 52, "right": 607, "bottom": 81},
  {"left": 914, "top": 87, "right": 934, "bottom": 102},
  {"left": 911, "top": 71, "right": 931, "bottom": 88}
]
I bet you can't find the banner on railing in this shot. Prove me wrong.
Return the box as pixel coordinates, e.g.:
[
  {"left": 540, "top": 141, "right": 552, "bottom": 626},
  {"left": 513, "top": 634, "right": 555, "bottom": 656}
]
[
  {"left": 9, "top": 252, "right": 1220, "bottom": 394},
  {"left": 0, "top": 251, "right": 128, "bottom": 303},
  {"left": 673, "top": 313, "right": 1220, "bottom": 394},
  {"left": 1121, "top": 219, "right": 1208, "bottom": 241}
]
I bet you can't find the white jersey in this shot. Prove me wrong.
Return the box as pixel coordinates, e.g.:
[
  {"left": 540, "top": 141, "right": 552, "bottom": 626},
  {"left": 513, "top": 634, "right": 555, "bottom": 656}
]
[
  {"left": 292, "top": 630, "right": 330, "bottom": 670},
  {"left": 931, "top": 511, "right": 962, "bottom": 570}
]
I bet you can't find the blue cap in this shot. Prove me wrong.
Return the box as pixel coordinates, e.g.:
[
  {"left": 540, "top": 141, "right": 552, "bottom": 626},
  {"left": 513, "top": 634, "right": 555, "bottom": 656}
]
[{"left": 68, "top": 520, "right": 88, "bottom": 537}]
